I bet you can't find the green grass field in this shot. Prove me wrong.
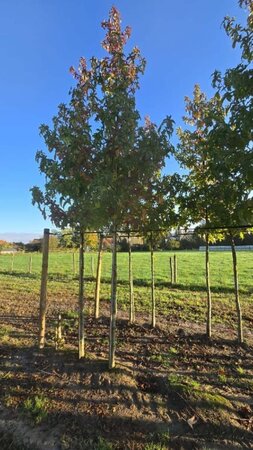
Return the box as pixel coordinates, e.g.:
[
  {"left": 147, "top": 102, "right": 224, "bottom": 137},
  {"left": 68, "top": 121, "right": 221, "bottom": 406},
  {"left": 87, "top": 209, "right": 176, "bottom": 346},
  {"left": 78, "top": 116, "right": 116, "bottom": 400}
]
[
  {"left": 0, "top": 250, "right": 252, "bottom": 331},
  {"left": 0, "top": 250, "right": 252, "bottom": 292}
]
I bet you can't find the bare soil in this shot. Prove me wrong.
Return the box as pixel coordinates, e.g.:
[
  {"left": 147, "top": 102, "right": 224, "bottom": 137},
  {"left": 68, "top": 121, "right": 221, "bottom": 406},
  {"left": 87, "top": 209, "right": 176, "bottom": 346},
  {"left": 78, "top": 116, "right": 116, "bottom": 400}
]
[{"left": 0, "top": 290, "right": 253, "bottom": 449}]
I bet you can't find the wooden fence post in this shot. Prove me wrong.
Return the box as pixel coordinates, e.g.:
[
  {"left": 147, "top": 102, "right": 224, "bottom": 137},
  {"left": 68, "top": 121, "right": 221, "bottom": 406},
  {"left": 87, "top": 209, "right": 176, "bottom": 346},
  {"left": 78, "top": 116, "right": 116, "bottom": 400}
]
[
  {"left": 38, "top": 228, "right": 50, "bottom": 349},
  {"left": 173, "top": 254, "right": 177, "bottom": 284}
]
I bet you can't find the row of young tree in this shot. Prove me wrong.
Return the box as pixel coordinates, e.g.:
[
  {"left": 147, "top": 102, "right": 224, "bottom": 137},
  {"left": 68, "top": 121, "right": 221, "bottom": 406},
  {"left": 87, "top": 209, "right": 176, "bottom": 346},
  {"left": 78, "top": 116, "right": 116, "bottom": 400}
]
[{"left": 31, "top": 1, "right": 252, "bottom": 366}]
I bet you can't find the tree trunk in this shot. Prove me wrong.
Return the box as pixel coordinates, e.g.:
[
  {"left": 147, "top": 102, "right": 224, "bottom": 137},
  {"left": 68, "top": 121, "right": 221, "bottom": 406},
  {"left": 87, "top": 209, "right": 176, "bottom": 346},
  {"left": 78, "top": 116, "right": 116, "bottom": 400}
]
[
  {"left": 173, "top": 254, "right": 177, "bottom": 283},
  {"left": 129, "top": 237, "right": 134, "bottom": 323},
  {"left": 205, "top": 233, "right": 212, "bottom": 339},
  {"left": 109, "top": 230, "right": 117, "bottom": 369},
  {"left": 95, "top": 234, "right": 103, "bottom": 319},
  {"left": 78, "top": 231, "right": 85, "bottom": 359},
  {"left": 38, "top": 228, "right": 50, "bottom": 349},
  {"left": 231, "top": 236, "right": 243, "bottom": 344},
  {"left": 151, "top": 236, "right": 156, "bottom": 328}
]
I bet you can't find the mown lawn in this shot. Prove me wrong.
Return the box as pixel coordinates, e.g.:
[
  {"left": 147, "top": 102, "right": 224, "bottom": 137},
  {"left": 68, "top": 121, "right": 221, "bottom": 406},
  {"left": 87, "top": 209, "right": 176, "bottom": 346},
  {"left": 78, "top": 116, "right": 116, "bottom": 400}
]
[
  {"left": 0, "top": 250, "right": 252, "bottom": 292},
  {"left": 0, "top": 250, "right": 252, "bottom": 334}
]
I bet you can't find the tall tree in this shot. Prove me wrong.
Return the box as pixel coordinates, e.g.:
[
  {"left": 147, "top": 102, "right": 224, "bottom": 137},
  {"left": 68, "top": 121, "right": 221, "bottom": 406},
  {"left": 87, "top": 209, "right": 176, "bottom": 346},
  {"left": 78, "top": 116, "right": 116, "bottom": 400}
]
[
  {"left": 70, "top": 8, "right": 175, "bottom": 366},
  {"left": 177, "top": 85, "right": 225, "bottom": 339},
  {"left": 31, "top": 84, "right": 100, "bottom": 358}
]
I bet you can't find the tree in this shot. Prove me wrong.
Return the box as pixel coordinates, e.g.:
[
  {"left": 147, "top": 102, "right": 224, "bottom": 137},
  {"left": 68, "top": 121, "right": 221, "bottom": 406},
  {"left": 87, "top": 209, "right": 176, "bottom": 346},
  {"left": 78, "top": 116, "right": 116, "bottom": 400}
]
[
  {"left": 70, "top": 8, "right": 176, "bottom": 366},
  {"left": 31, "top": 75, "right": 102, "bottom": 358},
  {"left": 206, "top": 0, "right": 253, "bottom": 343},
  {"left": 177, "top": 85, "right": 226, "bottom": 339},
  {"left": 177, "top": 79, "right": 252, "bottom": 343}
]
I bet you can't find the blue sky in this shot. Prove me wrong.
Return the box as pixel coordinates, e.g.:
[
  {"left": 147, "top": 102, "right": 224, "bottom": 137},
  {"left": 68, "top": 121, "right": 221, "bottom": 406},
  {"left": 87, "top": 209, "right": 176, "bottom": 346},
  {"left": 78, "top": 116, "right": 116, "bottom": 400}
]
[{"left": 0, "top": 0, "right": 246, "bottom": 238}]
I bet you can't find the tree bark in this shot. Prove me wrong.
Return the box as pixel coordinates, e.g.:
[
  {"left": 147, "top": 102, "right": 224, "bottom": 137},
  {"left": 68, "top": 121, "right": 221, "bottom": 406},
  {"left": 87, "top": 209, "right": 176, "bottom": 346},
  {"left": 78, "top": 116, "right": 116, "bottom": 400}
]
[
  {"left": 95, "top": 234, "right": 103, "bottom": 319},
  {"left": 151, "top": 235, "right": 156, "bottom": 328},
  {"left": 38, "top": 228, "right": 50, "bottom": 349},
  {"left": 205, "top": 233, "right": 212, "bottom": 339},
  {"left": 231, "top": 236, "right": 243, "bottom": 344},
  {"left": 78, "top": 231, "right": 85, "bottom": 359},
  {"left": 109, "top": 230, "right": 117, "bottom": 369},
  {"left": 129, "top": 236, "right": 134, "bottom": 323}
]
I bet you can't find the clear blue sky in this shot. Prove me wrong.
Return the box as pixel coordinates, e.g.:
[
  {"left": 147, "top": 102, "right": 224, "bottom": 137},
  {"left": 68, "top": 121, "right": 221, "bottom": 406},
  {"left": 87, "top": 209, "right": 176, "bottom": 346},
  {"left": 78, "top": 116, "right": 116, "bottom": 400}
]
[{"left": 0, "top": 0, "right": 246, "bottom": 237}]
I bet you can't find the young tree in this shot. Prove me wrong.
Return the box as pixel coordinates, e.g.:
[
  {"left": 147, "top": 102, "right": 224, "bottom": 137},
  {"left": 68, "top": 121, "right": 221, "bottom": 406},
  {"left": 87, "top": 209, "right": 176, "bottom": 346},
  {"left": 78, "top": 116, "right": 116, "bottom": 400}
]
[
  {"left": 31, "top": 84, "right": 101, "bottom": 358},
  {"left": 207, "top": 0, "right": 253, "bottom": 342},
  {"left": 177, "top": 85, "right": 225, "bottom": 339},
  {"left": 70, "top": 8, "right": 176, "bottom": 366},
  {"left": 177, "top": 80, "right": 252, "bottom": 342}
]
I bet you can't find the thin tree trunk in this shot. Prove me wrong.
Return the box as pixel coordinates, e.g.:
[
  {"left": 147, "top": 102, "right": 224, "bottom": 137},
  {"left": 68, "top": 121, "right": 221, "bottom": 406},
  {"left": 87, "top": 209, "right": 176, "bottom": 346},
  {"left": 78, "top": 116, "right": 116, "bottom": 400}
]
[
  {"left": 173, "top": 254, "right": 177, "bottom": 283},
  {"left": 170, "top": 256, "right": 173, "bottom": 284},
  {"left": 129, "top": 236, "right": 134, "bottom": 323},
  {"left": 38, "top": 228, "right": 50, "bottom": 349},
  {"left": 205, "top": 233, "right": 212, "bottom": 339},
  {"left": 151, "top": 235, "right": 156, "bottom": 328},
  {"left": 95, "top": 234, "right": 103, "bottom": 319},
  {"left": 109, "top": 230, "right": 117, "bottom": 369},
  {"left": 231, "top": 236, "right": 243, "bottom": 344},
  {"left": 78, "top": 231, "right": 85, "bottom": 359}
]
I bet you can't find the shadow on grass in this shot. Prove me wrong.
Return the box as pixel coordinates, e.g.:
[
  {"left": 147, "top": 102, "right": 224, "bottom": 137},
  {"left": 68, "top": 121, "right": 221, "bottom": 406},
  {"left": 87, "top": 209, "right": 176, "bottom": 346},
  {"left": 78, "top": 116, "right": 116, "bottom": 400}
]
[{"left": 1, "top": 270, "right": 252, "bottom": 296}]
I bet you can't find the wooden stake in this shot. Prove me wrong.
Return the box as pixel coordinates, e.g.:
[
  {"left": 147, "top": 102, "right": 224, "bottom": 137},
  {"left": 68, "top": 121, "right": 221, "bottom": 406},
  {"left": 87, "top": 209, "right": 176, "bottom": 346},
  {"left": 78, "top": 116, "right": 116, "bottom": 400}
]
[
  {"left": 109, "top": 230, "right": 117, "bottom": 369},
  {"left": 95, "top": 234, "right": 103, "bottom": 319},
  {"left": 38, "top": 228, "right": 50, "bottom": 349},
  {"left": 78, "top": 231, "right": 85, "bottom": 359}
]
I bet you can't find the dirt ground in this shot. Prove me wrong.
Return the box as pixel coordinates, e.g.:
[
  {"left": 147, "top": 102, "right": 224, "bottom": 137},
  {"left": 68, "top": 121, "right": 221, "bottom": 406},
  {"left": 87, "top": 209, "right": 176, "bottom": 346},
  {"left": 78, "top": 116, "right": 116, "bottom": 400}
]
[{"left": 0, "top": 290, "right": 253, "bottom": 449}]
